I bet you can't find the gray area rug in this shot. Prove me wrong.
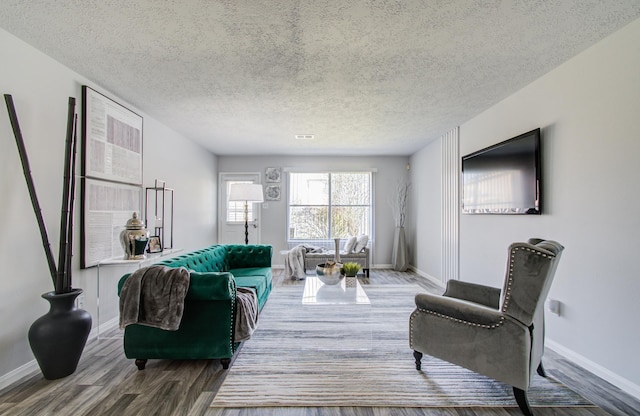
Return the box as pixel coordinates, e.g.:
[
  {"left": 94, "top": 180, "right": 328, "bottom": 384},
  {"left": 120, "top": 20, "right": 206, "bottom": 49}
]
[{"left": 211, "top": 283, "right": 594, "bottom": 408}]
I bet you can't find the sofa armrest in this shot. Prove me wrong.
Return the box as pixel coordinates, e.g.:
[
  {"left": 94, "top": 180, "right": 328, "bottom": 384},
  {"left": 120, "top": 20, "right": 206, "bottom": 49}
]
[
  {"left": 414, "top": 292, "right": 504, "bottom": 327},
  {"left": 443, "top": 280, "right": 501, "bottom": 309},
  {"left": 187, "top": 271, "right": 236, "bottom": 301},
  {"left": 118, "top": 271, "right": 236, "bottom": 301}
]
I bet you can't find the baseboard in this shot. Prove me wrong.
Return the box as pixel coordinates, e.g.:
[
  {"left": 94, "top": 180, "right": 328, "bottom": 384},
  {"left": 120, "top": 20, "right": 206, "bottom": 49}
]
[
  {"left": 408, "top": 265, "right": 445, "bottom": 288},
  {"left": 546, "top": 339, "right": 640, "bottom": 401},
  {"left": 94, "top": 316, "right": 120, "bottom": 340},
  {"left": 0, "top": 358, "right": 40, "bottom": 391},
  {"left": 0, "top": 316, "right": 120, "bottom": 391}
]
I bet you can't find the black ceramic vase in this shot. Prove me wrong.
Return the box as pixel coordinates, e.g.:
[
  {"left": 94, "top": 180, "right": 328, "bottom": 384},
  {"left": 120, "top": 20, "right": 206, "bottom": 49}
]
[{"left": 28, "top": 288, "right": 92, "bottom": 380}]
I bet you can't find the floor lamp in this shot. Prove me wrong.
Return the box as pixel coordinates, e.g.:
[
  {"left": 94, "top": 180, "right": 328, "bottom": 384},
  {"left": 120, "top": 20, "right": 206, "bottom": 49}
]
[{"left": 228, "top": 183, "right": 264, "bottom": 244}]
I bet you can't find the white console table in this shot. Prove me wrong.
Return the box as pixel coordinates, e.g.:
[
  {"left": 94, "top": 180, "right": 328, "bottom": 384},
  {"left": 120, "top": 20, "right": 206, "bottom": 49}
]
[{"left": 96, "top": 248, "right": 183, "bottom": 339}]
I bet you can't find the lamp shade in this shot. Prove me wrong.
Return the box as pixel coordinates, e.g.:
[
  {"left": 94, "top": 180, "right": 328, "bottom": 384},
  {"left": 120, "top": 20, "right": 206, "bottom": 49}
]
[{"left": 228, "top": 183, "right": 264, "bottom": 203}]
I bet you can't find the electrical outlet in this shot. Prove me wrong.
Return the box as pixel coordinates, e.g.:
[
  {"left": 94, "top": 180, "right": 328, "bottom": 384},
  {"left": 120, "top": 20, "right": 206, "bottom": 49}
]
[
  {"left": 77, "top": 293, "right": 85, "bottom": 309},
  {"left": 546, "top": 298, "right": 561, "bottom": 316}
]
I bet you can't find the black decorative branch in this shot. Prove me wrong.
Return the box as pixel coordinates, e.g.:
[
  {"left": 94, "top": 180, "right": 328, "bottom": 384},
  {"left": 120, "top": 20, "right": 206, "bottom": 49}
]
[
  {"left": 56, "top": 97, "right": 76, "bottom": 294},
  {"left": 4, "top": 94, "right": 78, "bottom": 294},
  {"left": 4, "top": 94, "right": 58, "bottom": 286},
  {"left": 64, "top": 113, "right": 78, "bottom": 292}
]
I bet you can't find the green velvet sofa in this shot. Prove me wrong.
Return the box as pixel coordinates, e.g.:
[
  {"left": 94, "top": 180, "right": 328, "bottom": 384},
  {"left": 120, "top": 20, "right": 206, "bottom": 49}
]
[{"left": 117, "top": 244, "right": 273, "bottom": 370}]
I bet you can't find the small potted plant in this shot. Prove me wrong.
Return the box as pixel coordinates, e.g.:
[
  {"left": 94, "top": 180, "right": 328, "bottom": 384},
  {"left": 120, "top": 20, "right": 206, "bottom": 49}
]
[{"left": 342, "top": 262, "right": 361, "bottom": 277}]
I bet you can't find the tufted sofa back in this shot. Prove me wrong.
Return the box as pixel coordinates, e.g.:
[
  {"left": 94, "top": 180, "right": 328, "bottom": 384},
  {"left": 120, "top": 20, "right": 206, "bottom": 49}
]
[
  {"left": 155, "top": 244, "right": 273, "bottom": 273},
  {"left": 499, "top": 239, "right": 564, "bottom": 326},
  {"left": 156, "top": 245, "right": 228, "bottom": 272},
  {"left": 225, "top": 244, "right": 273, "bottom": 269}
]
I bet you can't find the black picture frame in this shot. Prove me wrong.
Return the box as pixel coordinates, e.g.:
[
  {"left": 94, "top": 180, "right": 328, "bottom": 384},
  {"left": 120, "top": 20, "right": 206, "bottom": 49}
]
[{"left": 147, "top": 235, "right": 162, "bottom": 253}]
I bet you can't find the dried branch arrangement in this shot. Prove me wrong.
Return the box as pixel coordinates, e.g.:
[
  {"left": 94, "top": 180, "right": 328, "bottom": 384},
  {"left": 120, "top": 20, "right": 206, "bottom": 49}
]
[
  {"left": 4, "top": 94, "right": 78, "bottom": 294},
  {"left": 391, "top": 179, "right": 410, "bottom": 228}
]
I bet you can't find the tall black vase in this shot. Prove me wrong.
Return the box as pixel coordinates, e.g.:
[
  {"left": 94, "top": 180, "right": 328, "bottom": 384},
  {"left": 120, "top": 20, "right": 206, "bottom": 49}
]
[{"left": 28, "top": 288, "right": 92, "bottom": 380}]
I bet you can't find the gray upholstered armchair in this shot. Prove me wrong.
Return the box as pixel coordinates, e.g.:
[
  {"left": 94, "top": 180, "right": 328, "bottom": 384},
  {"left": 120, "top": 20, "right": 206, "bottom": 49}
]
[{"left": 409, "top": 239, "right": 564, "bottom": 416}]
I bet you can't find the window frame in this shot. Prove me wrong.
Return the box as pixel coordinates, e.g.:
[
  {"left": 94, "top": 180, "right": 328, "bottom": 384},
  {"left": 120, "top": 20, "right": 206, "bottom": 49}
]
[{"left": 286, "top": 170, "right": 373, "bottom": 243}]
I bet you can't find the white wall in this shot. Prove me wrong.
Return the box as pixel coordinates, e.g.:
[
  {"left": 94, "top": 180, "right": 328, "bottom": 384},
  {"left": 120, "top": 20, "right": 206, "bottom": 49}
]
[
  {"left": 0, "top": 27, "right": 218, "bottom": 386},
  {"left": 410, "top": 17, "right": 640, "bottom": 396},
  {"left": 409, "top": 141, "right": 443, "bottom": 282},
  {"left": 217, "top": 155, "right": 410, "bottom": 267}
]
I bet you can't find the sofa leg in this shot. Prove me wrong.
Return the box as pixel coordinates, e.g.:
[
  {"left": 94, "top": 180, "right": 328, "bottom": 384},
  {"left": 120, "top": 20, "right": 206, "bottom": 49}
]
[
  {"left": 135, "top": 359, "right": 147, "bottom": 370},
  {"left": 536, "top": 362, "right": 547, "bottom": 377},
  {"left": 221, "top": 358, "right": 231, "bottom": 370},
  {"left": 364, "top": 268, "right": 370, "bottom": 277},
  {"left": 413, "top": 350, "right": 423, "bottom": 370},
  {"left": 513, "top": 387, "right": 533, "bottom": 416}
]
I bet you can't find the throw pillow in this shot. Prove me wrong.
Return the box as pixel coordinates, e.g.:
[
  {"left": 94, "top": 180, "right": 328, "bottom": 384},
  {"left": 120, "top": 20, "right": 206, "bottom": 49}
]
[
  {"left": 343, "top": 236, "right": 358, "bottom": 253},
  {"left": 354, "top": 234, "right": 369, "bottom": 252}
]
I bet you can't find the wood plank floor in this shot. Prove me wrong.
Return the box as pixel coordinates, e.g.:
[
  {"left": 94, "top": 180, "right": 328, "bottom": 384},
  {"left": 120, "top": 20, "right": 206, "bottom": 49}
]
[{"left": 1, "top": 269, "right": 638, "bottom": 416}]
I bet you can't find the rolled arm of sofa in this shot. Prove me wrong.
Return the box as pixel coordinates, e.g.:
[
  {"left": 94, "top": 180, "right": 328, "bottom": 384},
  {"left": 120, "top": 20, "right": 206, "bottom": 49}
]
[
  {"left": 443, "top": 280, "right": 501, "bottom": 309},
  {"left": 187, "top": 271, "right": 236, "bottom": 301},
  {"left": 414, "top": 292, "right": 504, "bottom": 327},
  {"left": 117, "top": 271, "right": 236, "bottom": 301}
]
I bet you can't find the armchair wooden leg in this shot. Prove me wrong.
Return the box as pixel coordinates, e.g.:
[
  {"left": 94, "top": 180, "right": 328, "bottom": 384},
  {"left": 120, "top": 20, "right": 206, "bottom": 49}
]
[
  {"left": 513, "top": 387, "right": 533, "bottom": 416},
  {"left": 536, "top": 362, "right": 547, "bottom": 377},
  {"left": 413, "top": 350, "right": 423, "bottom": 370},
  {"left": 135, "top": 359, "right": 147, "bottom": 370},
  {"left": 221, "top": 358, "right": 231, "bottom": 369}
]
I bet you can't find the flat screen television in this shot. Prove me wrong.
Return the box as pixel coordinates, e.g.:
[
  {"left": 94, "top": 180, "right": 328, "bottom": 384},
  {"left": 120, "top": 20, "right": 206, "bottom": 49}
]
[{"left": 461, "top": 128, "right": 541, "bottom": 214}]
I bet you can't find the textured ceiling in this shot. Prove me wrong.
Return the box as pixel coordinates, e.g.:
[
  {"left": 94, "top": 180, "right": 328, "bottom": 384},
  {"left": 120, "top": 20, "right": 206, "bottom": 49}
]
[{"left": 1, "top": 1, "right": 639, "bottom": 156}]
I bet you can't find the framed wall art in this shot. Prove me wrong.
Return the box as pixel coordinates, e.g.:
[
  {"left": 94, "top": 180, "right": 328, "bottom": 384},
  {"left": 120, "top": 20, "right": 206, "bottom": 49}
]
[
  {"left": 147, "top": 236, "right": 162, "bottom": 253},
  {"left": 80, "top": 178, "right": 143, "bottom": 268},
  {"left": 82, "top": 86, "right": 143, "bottom": 185},
  {"left": 265, "top": 167, "right": 281, "bottom": 183},
  {"left": 81, "top": 86, "right": 144, "bottom": 268},
  {"left": 265, "top": 185, "right": 281, "bottom": 201}
]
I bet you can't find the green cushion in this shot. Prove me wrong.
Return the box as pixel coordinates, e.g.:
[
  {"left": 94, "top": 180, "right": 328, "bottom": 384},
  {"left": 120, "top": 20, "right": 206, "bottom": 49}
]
[{"left": 233, "top": 269, "right": 272, "bottom": 310}]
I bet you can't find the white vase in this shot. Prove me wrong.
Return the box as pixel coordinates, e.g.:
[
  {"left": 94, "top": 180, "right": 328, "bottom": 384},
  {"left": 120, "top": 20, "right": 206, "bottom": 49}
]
[{"left": 392, "top": 226, "right": 408, "bottom": 271}]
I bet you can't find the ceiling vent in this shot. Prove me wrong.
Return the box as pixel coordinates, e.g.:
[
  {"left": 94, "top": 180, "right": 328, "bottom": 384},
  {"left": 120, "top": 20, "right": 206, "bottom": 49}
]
[{"left": 295, "top": 134, "right": 315, "bottom": 140}]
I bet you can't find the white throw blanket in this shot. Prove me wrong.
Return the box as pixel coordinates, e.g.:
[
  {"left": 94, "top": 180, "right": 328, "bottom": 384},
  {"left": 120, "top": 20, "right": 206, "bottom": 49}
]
[
  {"left": 285, "top": 246, "right": 307, "bottom": 280},
  {"left": 284, "top": 244, "right": 325, "bottom": 280}
]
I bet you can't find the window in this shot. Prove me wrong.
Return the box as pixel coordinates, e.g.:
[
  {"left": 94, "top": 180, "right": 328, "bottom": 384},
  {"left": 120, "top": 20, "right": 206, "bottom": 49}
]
[
  {"left": 288, "top": 172, "right": 372, "bottom": 240},
  {"left": 226, "top": 180, "right": 257, "bottom": 223}
]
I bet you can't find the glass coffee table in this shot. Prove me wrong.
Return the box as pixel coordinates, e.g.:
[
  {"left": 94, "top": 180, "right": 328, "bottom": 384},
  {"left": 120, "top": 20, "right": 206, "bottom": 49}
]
[
  {"left": 302, "top": 275, "right": 370, "bottom": 305},
  {"left": 298, "top": 276, "right": 372, "bottom": 351}
]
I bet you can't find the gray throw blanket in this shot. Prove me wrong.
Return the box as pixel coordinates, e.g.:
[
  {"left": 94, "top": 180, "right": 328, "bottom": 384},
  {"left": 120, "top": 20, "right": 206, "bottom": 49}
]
[
  {"left": 285, "top": 244, "right": 325, "bottom": 279},
  {"left": 119, "top": 265, "right": 190, "bottom": 331},
  {"left": 285, "top": 246, "right": 306, "bottom": 280},
  {"left": 235, "top": 287, "right": 259, "bottom": 342}
]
